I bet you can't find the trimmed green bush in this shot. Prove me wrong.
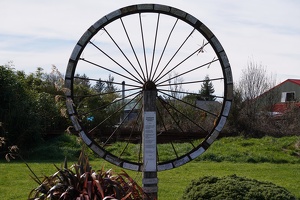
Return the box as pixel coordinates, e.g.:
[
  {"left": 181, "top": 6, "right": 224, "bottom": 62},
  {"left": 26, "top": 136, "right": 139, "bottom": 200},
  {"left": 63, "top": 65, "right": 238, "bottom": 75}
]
[{"left": 181, "top": 174, "right": 296, "bottom": 200}]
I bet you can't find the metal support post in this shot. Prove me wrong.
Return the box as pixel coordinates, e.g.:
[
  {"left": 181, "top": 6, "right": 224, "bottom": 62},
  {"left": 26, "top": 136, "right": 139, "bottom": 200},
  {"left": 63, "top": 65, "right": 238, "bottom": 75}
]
[{"left": 142, "top": 88, "right": 158, "bottom": 200}]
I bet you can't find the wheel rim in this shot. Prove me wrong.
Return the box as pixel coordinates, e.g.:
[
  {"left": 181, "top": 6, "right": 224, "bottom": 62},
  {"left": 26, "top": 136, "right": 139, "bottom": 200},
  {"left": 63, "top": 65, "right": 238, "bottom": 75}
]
[{"left": 65, "top": 4, "right": 233, "bottom": 171}]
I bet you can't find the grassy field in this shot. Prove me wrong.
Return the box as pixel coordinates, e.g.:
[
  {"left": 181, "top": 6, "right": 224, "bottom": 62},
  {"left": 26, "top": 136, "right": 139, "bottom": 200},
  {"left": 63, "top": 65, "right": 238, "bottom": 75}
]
[
  {"left": 0, "top": 135, "right": 299, "bottom": 199},
  {"left": 0, "top": 161, "right": 299, "bottom": 199}
]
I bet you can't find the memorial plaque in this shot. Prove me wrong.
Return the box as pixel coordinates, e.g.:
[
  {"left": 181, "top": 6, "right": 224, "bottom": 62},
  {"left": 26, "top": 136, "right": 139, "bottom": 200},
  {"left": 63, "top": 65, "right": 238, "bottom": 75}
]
[{"left": 143, "top": 111, "right": 157, "bottom": 171}]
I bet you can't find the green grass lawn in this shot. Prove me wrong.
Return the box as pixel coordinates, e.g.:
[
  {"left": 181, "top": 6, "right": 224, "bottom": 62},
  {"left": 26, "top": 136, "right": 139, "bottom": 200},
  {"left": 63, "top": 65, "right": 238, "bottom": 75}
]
[
  {"left": 1, "top": 135, "right": 299, "bottom": 199},
  {"left": 1, "top": 160, "right": 299, "bottom": 199},
  {"left": 157, "top": 161, "right": 300, "bottom": 200}
]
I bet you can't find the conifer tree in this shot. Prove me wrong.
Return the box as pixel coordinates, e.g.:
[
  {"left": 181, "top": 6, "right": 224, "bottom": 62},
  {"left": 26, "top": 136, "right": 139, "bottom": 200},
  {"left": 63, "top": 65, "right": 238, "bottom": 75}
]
[{"left": 199, "top": 75, "right": 216, "bottom": 101}]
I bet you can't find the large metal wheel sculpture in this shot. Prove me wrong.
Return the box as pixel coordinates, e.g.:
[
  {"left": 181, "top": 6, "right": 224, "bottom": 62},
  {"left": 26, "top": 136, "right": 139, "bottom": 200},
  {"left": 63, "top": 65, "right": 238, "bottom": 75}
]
[{"left": 65, "top": 4, "right": 233, "bottom": 172}]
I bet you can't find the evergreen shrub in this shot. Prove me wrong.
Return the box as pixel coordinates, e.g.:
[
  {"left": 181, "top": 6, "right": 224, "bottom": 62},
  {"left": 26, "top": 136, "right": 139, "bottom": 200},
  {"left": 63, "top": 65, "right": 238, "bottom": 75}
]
[{"left": 181, "top": 174, "right": 296, "bottom": 200}]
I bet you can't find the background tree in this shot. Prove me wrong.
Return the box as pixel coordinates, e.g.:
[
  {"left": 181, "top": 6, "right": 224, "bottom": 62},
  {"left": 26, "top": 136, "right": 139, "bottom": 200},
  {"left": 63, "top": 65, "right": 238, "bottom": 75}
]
[
  {"left": 168, "top": 71, "right": 184, "bottom": 100},
  {"left": 26, "top": 66, "right": 68, "bottom": 133},
  {"left": 71, "top": 73, "right": 120, "bottom": 130},
  {"left": 199, "top": 75, "right": 216, "bottom": 101},
  {"left": 93, "top": 78, "right": 105, "bottom": 93},
  {"left": 0, "top": 64, "right": 71, "bottom": 152},
  {"left": 0, "top": 64, "right": 42, "bottom": 150},
  {"left": 225, "top": 86, "right": 244, "bottom": 135},
  {"left": 238, "top": 60, "right": 277, "bottom": 100},
  {"left": 230, "top": 59, "right": 277, "bottom": 136}
]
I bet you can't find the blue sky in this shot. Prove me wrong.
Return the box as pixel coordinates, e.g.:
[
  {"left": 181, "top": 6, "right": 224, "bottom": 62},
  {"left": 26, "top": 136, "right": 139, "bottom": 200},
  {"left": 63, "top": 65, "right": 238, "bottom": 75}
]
[{"left": 1, "top": 0, "right": 300, "bottom": 83}]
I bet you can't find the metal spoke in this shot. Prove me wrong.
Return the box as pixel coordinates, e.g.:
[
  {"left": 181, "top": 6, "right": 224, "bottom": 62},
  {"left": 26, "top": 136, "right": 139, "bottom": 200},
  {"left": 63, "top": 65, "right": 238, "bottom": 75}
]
[
  {"left": 153, "top": 28, "right": 196, "bottom": 83},
  {"left": 118, "top": 101, "right": 143, "bottom": 159},
  {"left": 156, "top": 104, "right": 168, "bottom": 135},
  {"left": 151, "top": 18, "right": 178, "bottom": 81},
  {"left": 149, "top": 13, "right": 160, "bottom": 81},
  {"left": 157, "top": 96, "right": 184, "bottom": 133},
  {"left": 120, "top": 18, "right": 146, "bottom": 82},
  {"left": 156, "top": 105, "right": 179, "bottom": 160},
  {"left": 157, "top": 97, "right": 193, "bottom": 158},
  {"left": 74, "top": 88, "right": 141, "bottom": 99},
  {"left": 102, "top": 95, "right": 143, "bottom": 147},
  {"left": 80, "top": 91, "right": 141, "bottom": 117},
  {"left": 158, "top": 77, "right": 224, "bottom": 88},
  {"left": 159, "top": 90, "right": 218, "bottom": 117},
  {"left": 80, "top": 58, "right": 141, "bottom": 84},
  {"left": 89, "top": 40, "right": 143, "bottom": 84},
  {"left": 158, "top": 88, "right": 224, "bottom": 100},
  {"left": 102, "top": 26, "right": 146, "bottom": 82},
  {"left": 155, "top": 42, "right": 211, "bottom": 84},
  {"left": 158, "top": 91, "right": 209, "bottom": 132},
  {"left": 139, "top": 13, "right": 149, "bottom": 80},
  {"left": 156, "top": 57, "right": 218, "bottom": 86},
  {"left": 73, "top": 75, "right": 141, "bottom": 87},
  {"left": 170, "top": 142, "right": 179, "bottom": 159},
  {"left": 88, "top": 92, "right": 141, "bottom": 134}
]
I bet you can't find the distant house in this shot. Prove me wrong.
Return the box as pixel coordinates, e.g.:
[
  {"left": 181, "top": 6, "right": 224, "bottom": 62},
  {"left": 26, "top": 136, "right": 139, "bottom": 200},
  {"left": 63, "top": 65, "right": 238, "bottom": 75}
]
[
  {"left": 257, "top": 79, "right": 300, "bottom": 115},
  {"left": 123, "top": 99, "right": 140, "bottom": 122},
  {"left": 273, "top": 79, "right": 300, "bottom": 101},
  {"left": 113, "top": 98, "right": 140, "bottom": 124}
]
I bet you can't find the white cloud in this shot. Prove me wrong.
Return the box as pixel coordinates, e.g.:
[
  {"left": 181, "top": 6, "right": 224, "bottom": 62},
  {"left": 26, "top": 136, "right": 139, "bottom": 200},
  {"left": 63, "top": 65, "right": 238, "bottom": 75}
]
[{"left": 0, "top": 0, "right": 299, "bottom": 83}]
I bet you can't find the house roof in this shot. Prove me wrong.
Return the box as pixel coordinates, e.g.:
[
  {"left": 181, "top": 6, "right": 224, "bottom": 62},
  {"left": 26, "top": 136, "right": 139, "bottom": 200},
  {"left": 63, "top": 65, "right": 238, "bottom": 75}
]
[
  {"left": 256, "top": 79, "right": 300, "bottom": 113},
  {"left": 255, "top": 79, "right": 300, "bottom": 101},
  {"left": 277, "top": 79, "right": 300, "bottom": 87}
]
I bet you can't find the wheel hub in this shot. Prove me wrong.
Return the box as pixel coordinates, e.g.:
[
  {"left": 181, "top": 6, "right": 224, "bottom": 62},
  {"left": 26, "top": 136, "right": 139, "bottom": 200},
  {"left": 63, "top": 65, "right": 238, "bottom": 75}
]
[{"left": 143, "top": 81, "right": 156, "bottom": 91}]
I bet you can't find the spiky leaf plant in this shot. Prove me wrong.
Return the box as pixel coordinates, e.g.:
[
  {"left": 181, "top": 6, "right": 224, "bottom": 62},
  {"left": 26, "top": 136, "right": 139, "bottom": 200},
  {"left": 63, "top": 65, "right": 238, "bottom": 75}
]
[{"left": 28, "top": 147, "right": 148, "bottom": 200}]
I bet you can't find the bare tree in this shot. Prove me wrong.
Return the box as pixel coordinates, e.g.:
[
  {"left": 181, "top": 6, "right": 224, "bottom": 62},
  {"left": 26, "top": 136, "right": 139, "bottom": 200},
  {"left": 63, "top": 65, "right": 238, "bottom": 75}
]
[
  {"left": 168, "top": 72, "right": 184, "bottom": 100},
  {"left": 238, "top": 60, "right": 277, "bottom": 100},
  {"left": 235, "top": 59, "right": 278, "bottom": 136}
]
